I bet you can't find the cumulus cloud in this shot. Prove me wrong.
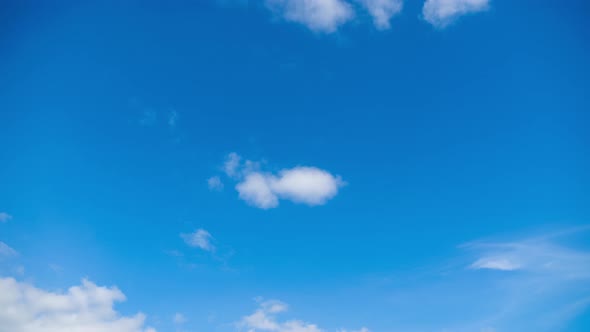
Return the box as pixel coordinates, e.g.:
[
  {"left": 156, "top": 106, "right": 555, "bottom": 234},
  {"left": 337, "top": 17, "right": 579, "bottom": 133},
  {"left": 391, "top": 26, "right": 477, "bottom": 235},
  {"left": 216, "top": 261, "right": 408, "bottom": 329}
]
[
  {"left": 358, "top": 0, "right": 403, "bottom": 30},
  {"left": 208, "top": 176, "right": 224, "bottom": 191},
  {"left": 422, "top": 0, "right": 489, "bottom": 28},
  {"left": 181, "top": 229, "right": 215, "bottom": 252},
  {"left": 0, "top": 242, "right": 18, "bottom": 258},
  {"left": 265, "top": 0, "right": 354, "bottom": 33},
  {"left": 0, "top": 212, "right": 12, "bottom": 223},
  {"left": 236, "top": 167, "right": 345, "bottom": 209},
  {"left": 217, "top": 153, "right": 345, "bottom": 209},
  {"left": 0, "top": 277, "right": 155, "bottom": 332},
  {"left": 240, "top": 299, "right": 367, "bottom": 332},
  {"left": 237, "top": 173, "right": 280, "bottom": 209}
]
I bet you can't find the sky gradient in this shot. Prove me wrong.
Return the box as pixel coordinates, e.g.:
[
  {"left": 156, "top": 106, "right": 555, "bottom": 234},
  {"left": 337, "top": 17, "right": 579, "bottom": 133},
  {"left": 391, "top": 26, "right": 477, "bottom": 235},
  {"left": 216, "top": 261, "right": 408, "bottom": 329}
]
[{"left": 1, "top": 1, "right": 589, "bottom": 332}]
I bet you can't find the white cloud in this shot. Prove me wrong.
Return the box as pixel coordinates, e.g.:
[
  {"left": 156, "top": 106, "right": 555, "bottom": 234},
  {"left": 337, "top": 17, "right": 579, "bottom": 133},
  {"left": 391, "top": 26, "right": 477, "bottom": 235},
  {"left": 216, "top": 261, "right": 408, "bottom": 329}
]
[
  {"left": 237, "top": 173, "right": 280, "bottom": 209},
  {"left": 224, "top": 152, "right": 242, "bottom": 178},
  {"left": 0, "top": 277, "right": 155, "bottom": 332},
  {"left": 0, "top": 242, "right": 18, "bottom": 258},
  {"left": 422, "top": 0, "right": 489, "bottom": 28},
  {"left": 0, "top": 212, "right": 12, "bottom": 223},
  {"left": 467, "top": 237, "right": 590, "bottom": 278},
  {"left": 358, "top": 0, "right": 403, "bottom": 30},
  {"left": 265, "top": 0, "right": 354, "bottom": 33},
  {"left": 181, "top": 229, "right": 215, "bottom": 252},
  {"left": 240, "top": 299, "right": 367, "bottom": 332},
  {"left": 239, "top": 299, "right": 321, "bottom": 332},
  {"left": 470, "top": 257, "right": 521, "bottom": 271},
  {"left": 236, "top": 167, "right": 345, "bottom": 209},
  {"left": 338, "top": 329, "right": 370, "bottom": 332},
  {"left": 173, "top": 313, "right": 187, "bottom": 324},
  {"left": 208, "top": 176, "right": 225, "bottom": 191}
]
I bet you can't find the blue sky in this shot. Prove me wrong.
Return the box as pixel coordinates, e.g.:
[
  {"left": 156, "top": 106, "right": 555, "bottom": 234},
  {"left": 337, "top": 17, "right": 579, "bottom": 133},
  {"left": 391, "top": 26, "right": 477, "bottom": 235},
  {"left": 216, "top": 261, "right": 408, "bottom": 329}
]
[{"left": 0, "top": 0, "right": 589, "bottom": 331}]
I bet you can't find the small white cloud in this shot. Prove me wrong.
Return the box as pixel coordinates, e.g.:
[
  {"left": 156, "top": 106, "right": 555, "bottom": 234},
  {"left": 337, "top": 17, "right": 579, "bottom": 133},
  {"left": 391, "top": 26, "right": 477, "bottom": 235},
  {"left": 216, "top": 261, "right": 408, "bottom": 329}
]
[
  {"left": 271, "top": 167, "right": 345, "bottom": 205},
  {"left": 181, "top": 229, "right": 215, "bottom": 252},
  {"left": 422, "top": 0, "right": 489, "bottom": 28},
  {"left": 358, "top": 0, "right": 403, "bottom": 30},
  {"left": 208, "top": 176, "right": 224, "bottom": 191},
  {"left": 265, "top": 0, "right": 354, "bottom": 33},
  {"left": 218, "top": 153, "right": 345, "bottom": 209},
  {"left": 240, "top": 299, "right": 366, "bottom": 332},
  {"left": 224, "top": 152, "right": 242, "bottom": 178},
  {"left": 0, "top": 242, "right": 18, "bottom": 258},
  {"left": 470, "top": 257, "right": 521, "bottom": 271},
  {"left": 239, "top": 299, "right": 320, "bottom": 332},
  {"left": 0, "top": 277, "right": 156, "bottom": 332},
  {"left": 173, "top": 313, "right": 187, "bottom": 325},
  {"left": 236, "top": 167, "right": 344, "bottom": 209},
  {"left": 0, "top": 212, "right": 12, "bottom": 223}
]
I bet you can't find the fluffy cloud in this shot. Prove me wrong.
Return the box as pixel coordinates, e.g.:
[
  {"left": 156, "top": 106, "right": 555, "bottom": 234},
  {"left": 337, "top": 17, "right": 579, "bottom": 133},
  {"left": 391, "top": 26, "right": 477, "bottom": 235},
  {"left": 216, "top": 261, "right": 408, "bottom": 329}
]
[
  {"left": 0, "top": 212, "right": 12, "bottom": 223},
  {"left": 358, "top": 0, "right": 403, "bottom": 30},
  {"left": 0, "top": 277, "right": 155, "bottom": 332},
  {"left": 240, "top": 299, "right": 368, "bottom": 332},
  {"left": 217, "top": 153, "right": 345, "bottom": 209},
  {"left": 265, "top": 0, "right": 354, "bottom": 33},
  {"left": 181, "top": 229, "right": 215, "bottom": 252},
  {"left": 236, "top": 167, "right": 345, "bottom": 209},
  {"left": 422, "top": 0, "right": 489, "bottom": 28},
  {"left": 0, "top": 242, "right": 18, "bottom": 258}
]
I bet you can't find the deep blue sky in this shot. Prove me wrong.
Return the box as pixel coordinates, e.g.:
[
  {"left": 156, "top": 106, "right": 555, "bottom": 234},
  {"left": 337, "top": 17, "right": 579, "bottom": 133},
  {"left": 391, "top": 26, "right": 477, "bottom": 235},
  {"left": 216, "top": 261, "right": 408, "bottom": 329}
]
[{"left": 0, "top": 1, "right": 589, "bottom": 332}]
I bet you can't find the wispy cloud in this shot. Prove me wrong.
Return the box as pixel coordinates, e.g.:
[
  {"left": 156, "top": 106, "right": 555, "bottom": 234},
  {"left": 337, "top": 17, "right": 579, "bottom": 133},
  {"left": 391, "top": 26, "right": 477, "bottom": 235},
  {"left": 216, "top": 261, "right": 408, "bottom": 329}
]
[
  {"left": 372, "top": 227, "right": 590, "bottom": 332},
  {"left": 139, "top": 109, "right": 157, "bottom": 126},
  {"left": 173, "top": 312, "right": 187, "bottom": 325},
  {"left": 208, "top": 176, "right": 224, "bottom": 191},
  {"left": 0, "top": 212, "right": 12, "bottom": 223},
  {"left": 0, "top": 277, "right": 156, "bottom": 332},
  {"left": 181, "top": 229, "right": 215, "bottom": 252},
  {"left": 422, "top": 0, "right": 490, "bottom": 28},
  {"left": 465, "top": 235, "right": 590, "bottom": 278},
  {"left": 265, "top": 0, "right": 354, "bottom": 33},
  {"left": 239, "top": 299, "right": 367, "bottom": 332},
  {"left": 224, "top": 152, "right": 243, "bottom": 178},
  {"left": 0, "top": 242, "right": 18, "bottom": 258}
]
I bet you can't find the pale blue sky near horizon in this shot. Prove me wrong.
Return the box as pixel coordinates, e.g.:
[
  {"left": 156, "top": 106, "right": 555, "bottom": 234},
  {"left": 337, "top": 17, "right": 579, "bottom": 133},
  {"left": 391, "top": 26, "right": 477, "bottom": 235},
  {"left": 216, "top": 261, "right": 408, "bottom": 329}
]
[{"left": 0, "top": 1, "right": 589, "bottom": 332}]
